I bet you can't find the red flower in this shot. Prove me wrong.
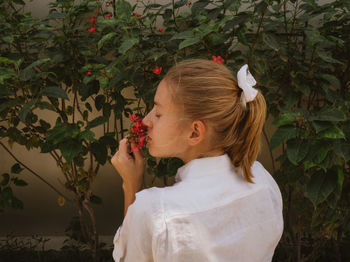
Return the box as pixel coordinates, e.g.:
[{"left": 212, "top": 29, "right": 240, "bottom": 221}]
[
  {"left": 186, "top": 1, "right": 192, "bottom": 6},
  {"left": 129, "top": 114, "right": 141, "bottom": 122},
  {"left": 88, "top": 26, "right": 96, "bottom": 33},
  {"left": 153, "top": 66, "right": 162, "bottom": 75},
  {"left": 106, "top": 13, "right": 112, "bottom": 18},
  {"left": 87, "top": 71, "right": 92, "bottom": 76},
  {"left": 212, "top": 55, "right": 224, "bottom": 64},
  {"left": 158, "top": 28, "right": 163, "bottom": 32},
  {"left": 127, "top": 114, "right": 148, "bottom": 153},
  {"left": 90, "top": 16, "right": 96, "bottom": 23}
]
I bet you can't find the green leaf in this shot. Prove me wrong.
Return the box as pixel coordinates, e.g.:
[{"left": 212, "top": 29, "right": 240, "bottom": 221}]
[
  {"left": 79, "top": 130, "right": 95, "bottom": 141},
  {"left": 2, "top": 36, "right": 14, "bottom": 44},
  {"left": 40, "top": 141, "right": 56, "bottom": 153},
  {"left": 192, "top": 0, "right": 210, "bottom": 15},
  {"left": 317, "top": 51, "right": 342, "bottom": 64},
  {"left": 195, "top": 24, "right": 215, "bottom": 39},
  {"left": 178, "top": 37, "right": 201, "bottom": 50},
  {"left": 311, "top": 121, "right": 333, "bottom": 134},
  {"left": 286, "top": 139, "right": 310, "bottom": 165},
  {"left": 170, "top": 30, "right": 193, "bottom": 40},
  {"left": 319, "top": 126, "right": 345, "bottom": 139},
  {"left": 49, "top": 12, "right": 66, "bottom": 19},
  {"left": 116, "top": 0, "right": 132, "bottom": 19},
  {"left": 41, "top": 86, "right": 69, "bottom": 100},
  {"left": 119, "top": 37, "right": 139, "bottom": 54},
  {"left": 304, "top": 28, "right": 323, "bottom": 46},
  {"left": 333, "top": 140, "right": 350, "bottom": 162},
  {"left": 269, "top": 126, "right": 298, "bottom": 150},
  {"left": 19, "top": 99, "right": 37, "bottom": 123},
  {"left": 37, "top": 101, "right": 56, "bottom": 111},
  {"left": 19, "top": 67, "right": 35, "bottom": 81},
  {"left": 58, "top": 139, "right": 83, "bottom": 163},
  {"left": 263, "top": 33, "right": 280, "bottom": 51},
  {"left": 11, "top": 163, "right": 24, "bottom": 174},
  {"left": 86, "top": 116, "right": 108, "bottom": 129},
  {"left": 47, "top": 122, "right": 80, "bottom": 144},
  {"left": 1, "top": 173, "right": 10, "bottom": 186},
  {"left": 272, "top": 112, "right": 294, "bottom": 126},
  {"left": 305, "top": 170, "right": 338, "bottom": 209},
  {"left": 20, "top": 58, "right": 51, "bottom": 81},
  {"left": 91, "top": 141, "right": 107, "bottom": 165},
  {"left": 320, "top": 74, "right": 340, "bottom": 89},
  {"left": 0, "top": 86, "right": 14, "bottom": 97},
  {"left": 99, "top": 77, "right": 109, "bottom": 90},
  {"left": 98, "top": 32, "right": 117, "bottom": 50},
  {"left": 90, "top": 194, "right": 103, "bottom": 204},
  {"left": 174, "top": 0, "right": 187, "bottom": 9},
  {"left": 312, "top": 107, "right": 346, "bottom": 122},
  {"left": 12, "top": 177, "right": 28, "bottom": 186},
  {"left": 95, "top": 95, "right": 105, "bottom": 111}
]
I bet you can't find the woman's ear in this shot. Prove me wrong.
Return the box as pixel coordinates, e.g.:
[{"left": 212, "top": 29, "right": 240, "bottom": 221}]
[{"left": 188, "top": 120, "right": 206, "bottom": 145}]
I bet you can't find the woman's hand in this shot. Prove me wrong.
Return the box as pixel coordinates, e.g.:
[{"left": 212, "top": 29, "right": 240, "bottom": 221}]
[{"left": 111, "top": 136, "right": 145, "bottom": 192}]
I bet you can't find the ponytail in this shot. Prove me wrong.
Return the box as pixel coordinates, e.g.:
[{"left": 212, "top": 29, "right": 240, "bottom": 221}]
[{"left": 224, "top": 91, "right": 267, "bottom": 183}]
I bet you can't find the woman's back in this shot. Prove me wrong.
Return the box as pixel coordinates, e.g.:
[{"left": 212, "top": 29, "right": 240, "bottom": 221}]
[{"left": 113, "top": 154, "right": 283, "bottom": 262}]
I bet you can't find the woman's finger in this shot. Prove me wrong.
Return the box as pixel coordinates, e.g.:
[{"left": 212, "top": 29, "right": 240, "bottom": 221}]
[{"left": 130, "top": 141, "right": 145, "bottom": 161}]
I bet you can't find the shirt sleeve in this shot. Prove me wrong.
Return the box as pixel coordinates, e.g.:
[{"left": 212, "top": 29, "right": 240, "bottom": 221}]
[{"left": 112, "top": 188, "right": 164, "bottom": 262}]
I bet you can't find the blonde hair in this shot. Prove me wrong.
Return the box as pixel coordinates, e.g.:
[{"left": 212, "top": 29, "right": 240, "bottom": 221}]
[{"left": 163, "top": 59, "right": 267, "bottom": 183}]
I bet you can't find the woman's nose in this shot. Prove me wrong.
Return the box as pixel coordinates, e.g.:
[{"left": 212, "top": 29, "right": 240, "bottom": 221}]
[{"left": 142, "top": 113, "right": 150, "bottom": 128}]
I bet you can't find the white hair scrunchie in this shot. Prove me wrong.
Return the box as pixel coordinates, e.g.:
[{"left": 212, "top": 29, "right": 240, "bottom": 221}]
[{"left": 237, "top": 64, "right": 258, "bottom": 108}]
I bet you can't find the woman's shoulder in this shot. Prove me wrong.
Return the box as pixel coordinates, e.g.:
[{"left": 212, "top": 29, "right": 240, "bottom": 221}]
[
  {"left": 251, "top": 160, "right": 283, "bottom": 206},
  {"left": 132, "top": 187, "right": 165, "bottom": 217}
]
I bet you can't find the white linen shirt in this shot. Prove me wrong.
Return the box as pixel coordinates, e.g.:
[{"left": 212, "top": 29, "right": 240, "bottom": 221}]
[{"left": 112, "top": 153, "right": 284, "bottom": 262}]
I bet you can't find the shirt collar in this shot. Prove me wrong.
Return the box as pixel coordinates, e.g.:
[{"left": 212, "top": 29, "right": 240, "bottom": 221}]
[{"left": 175, "top": 153, "right": 235, "bottom": 182}]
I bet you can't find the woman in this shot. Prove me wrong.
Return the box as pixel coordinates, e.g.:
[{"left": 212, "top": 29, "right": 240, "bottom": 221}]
[{"left": 111, "top": 59, "right": 284, "bottom": 262}]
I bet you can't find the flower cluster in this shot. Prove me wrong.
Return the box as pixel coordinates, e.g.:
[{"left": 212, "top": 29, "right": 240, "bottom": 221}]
[
  {"left": 186, "top": 1, "right": 192, "bottom": 6},
  {"left": 88, "top": 16, "right": 96, "bottom": 33},
  {"left": 212, "top": 55, "right": 224, "bottom": 64},
  {"left": 106, "top": 13, "right": 112, "bottom": 18},
  {"left": 105, "top": 0, "right": 113, "bottom": 7},
  {"left": 158, "top": 28, "right": 163, "bottom": 32},
  {"left": 153, "top": 66, "right": 162, "bottom": 75},
  {"left": 127, "top": 114, "right": 148, "bottom": 153},
  {"left": 291, "top": 110, "right": 305, "bottom": 123},
  {"left": 132, "top": 12, "right": 141, "bottom": 17}
]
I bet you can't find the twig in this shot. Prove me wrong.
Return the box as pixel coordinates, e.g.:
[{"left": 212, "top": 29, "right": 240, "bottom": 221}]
[{"left": 0, "top": 141, "right": 72, "bottom": 201}]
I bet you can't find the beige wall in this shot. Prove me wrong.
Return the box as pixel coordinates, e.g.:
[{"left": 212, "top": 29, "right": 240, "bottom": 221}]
[{"left": 1, "top": 0, "right": 283, "bottom": 249}]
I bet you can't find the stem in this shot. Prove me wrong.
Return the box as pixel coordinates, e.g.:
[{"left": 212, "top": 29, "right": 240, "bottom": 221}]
[
  {"left": 163, "top": 174, "right": 168, "bottom": 186},
  {"left": 75, "top": 90, "right": 85, "bottom": 120},
  {"left": 0, "top": 141, "right": 72, "bottom": 201},
  {"left": 297, "top": 216, "right": 301, "bottom": 262},
  {"left": 82, "top": 199, "right": 99, "bottom": 261},
  {"left": 73, "top": 89, "right": 76, "bottom": 123},
  {"left": 286, "top": 185, "right": 297, "bottom": 246},
  {"left": 120, "top": 115, "right": 124, "bottom": 139},
  {"left": 171, "top": 0, "right": 179, "bottom": 30},
  {"left": 262, "top": 124, "right": 276, "bottom": 174}
]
